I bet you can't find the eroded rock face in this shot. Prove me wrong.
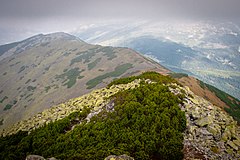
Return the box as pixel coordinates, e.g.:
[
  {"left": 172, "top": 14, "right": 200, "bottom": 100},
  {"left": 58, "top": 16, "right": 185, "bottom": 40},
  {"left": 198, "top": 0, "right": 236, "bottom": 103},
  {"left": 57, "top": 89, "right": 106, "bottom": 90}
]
[{"left": 169, "top": 84, "right": 240, "bottom": 160}]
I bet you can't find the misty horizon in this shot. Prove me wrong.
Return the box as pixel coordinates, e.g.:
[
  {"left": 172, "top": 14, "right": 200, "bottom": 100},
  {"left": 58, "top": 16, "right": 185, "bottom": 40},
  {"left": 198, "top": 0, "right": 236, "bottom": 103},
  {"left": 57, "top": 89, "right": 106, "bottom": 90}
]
[{"left": 1, "top": 0, "right": 240, "bottom": 45}]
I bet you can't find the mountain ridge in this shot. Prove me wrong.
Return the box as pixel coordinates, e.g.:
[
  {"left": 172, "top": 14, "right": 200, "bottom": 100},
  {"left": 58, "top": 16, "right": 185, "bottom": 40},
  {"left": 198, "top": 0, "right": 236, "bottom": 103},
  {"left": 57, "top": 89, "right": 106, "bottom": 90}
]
[
  {"left": 0, "top": 32, "right": 168, "bottom": 131},
  {"left": 1, "top": 72, "right": 239, "bottom": 159}
]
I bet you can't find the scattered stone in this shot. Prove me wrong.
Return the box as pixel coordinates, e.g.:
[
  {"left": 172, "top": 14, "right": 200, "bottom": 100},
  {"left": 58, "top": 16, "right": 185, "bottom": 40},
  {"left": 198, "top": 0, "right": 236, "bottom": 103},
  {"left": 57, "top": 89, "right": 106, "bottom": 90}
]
[
  {"left": 46, "top": 157, "right": 58, "bottom": 160},
  {"left": 196, "top": 116, "right": 213, "bottom": 127},
  {"left": 26, "top": 155, "right": 45, "bottom": 160},
  {"left": 105, "top": 154, "right": 134, "bottom": 160},
  {"left": 1, "top": 79, "right": 142, "bottom": 136},
  {"left": 227, "top": 141, "right": 238, "bottom": 151},
  {"left": 207, "top": 124, "right": 221, "bottom": 140},
  {"left": 171, "top": 84, "right": 240, "bottom": 160},
  {"left": 233, "top": 139, "right": 240, "bottom": 147},
  {"left": 3, "top": 80, "right": 240, "bottom": 160}
]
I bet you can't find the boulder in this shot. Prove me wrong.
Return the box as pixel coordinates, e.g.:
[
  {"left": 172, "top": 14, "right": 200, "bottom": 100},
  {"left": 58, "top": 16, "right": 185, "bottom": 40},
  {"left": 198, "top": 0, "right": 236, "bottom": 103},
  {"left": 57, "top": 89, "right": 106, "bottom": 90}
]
[
  {"left": 221, "top": 127, "right": 232, "bottom": 142},
  {"left": 46, "top": 158, "right": 57, "bottom": 160},
  {"left": 207, "top": 124, "right": 221, "bottom": 140},
  {"left": 196, "top": 116, "right": 213, "bottom": 127},
  {"left": 191, "top": 110, "right": 200, "bottom": 120},
  {"left": 233, "top": 139, "right": 240, "bottom": 147},
  {"left": 227, "top": 141, "right": 238, "bottom": 151},
  {"left": 105, "top": 154, "right": 134, "bottom": 160},
  {"left": 26, "top": 155, "right": 45, "bottom": 160}
]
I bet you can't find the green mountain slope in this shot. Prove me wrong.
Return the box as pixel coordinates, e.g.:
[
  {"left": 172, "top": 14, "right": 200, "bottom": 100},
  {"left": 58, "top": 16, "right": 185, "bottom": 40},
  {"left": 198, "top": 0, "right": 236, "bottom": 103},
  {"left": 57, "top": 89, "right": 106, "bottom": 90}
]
[{"left": 0, "top": 33, "right": 168, "bottom": 131}]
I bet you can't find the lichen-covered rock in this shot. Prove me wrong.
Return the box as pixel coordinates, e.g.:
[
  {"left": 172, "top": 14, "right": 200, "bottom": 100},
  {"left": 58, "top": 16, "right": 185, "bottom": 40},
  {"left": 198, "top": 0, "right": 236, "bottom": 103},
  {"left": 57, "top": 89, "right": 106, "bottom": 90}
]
[
  {"left": 3, "top": 79, "right": 240, "bottom": 160},
  {"left": 26, "top": 155, "right": 45, "bottom": 160},
  {"left": 233, "top": 139, "right": 240, "bottom": 147},
  {"left": 207, "top": 124, "right": 221, "bottom": 140},
  {"left": 105, "top": 154, "right": 134, "bottom": 160},
  {"left": 196, "top": 116, "right": 213, "bottom": 127},
  {"left": 1, "top": 79, "right": 142, "bottom": 136},
  {"left": 221, "top": 127, "right": 232, "bottom": 142},
  {"left": 169, "top": 84, "right": 240, "bottom": 160},
  {"left": 25, "top": 155, "right": 58, "bottom": 160},
  {"left": 227, "top": 141, "right": 238, "bottom": 151}
]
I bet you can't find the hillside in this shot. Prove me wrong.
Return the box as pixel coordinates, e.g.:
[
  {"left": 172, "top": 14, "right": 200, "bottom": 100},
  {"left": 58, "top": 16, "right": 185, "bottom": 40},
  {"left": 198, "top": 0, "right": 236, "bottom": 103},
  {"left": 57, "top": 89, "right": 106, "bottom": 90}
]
[
  {"left": 170, "top": 73, "right": 240, "bottom": 124},
  {"left": 0, "top": 72, "right": 239, "bottom": 159},
  {"left": 0, "top": 32, "right": 168, "bottom": 131}
]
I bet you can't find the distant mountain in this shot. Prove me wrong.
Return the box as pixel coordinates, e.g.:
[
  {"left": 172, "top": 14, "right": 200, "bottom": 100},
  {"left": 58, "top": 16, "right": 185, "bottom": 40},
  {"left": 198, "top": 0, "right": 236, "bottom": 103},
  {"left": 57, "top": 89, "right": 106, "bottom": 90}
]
[
  {"left": 0, "top": 32, "right": 168, "bottom": 131},
  {"left": 72, "top": 21, "right": 240, "bottom": 100}
]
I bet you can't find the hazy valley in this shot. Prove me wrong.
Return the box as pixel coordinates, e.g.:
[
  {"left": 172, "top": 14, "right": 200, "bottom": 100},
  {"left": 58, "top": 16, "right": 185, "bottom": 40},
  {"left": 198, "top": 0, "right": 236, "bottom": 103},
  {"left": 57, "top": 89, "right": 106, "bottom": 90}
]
[{"left": 73, "top": 21, "right": 240, "bottom": 100}]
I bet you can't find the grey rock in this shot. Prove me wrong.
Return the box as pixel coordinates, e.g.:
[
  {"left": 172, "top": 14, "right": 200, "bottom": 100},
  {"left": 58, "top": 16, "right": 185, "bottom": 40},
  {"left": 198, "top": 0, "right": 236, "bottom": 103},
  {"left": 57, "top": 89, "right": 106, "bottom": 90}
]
[
  {"left": 105, "top": 154, "right": 134, "bottom": 160},
  {"left": 207, "top": 124, "right": 221, "bottom": 140},
  {"left": 227, "top": 141, "right": 238, "bottom": 151},
  {"left": 233, "top": 139, "right": 240, "bottom": 147},
  {"left": 196, "top": 116, "right": 213, "bottom": 127},
  {"left": 26, "top": 155, "right": 45, "bottom": 160},
  {"left": 47, "top": 158, "right": 58, "bottom": 160}
]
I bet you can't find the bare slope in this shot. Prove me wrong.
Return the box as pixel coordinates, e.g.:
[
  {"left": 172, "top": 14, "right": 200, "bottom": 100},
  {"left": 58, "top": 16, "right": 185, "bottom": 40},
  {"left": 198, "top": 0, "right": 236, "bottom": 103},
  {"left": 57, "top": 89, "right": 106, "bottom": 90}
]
[{"left": 0, "top": 32, "right": 168, "bottom": 130}]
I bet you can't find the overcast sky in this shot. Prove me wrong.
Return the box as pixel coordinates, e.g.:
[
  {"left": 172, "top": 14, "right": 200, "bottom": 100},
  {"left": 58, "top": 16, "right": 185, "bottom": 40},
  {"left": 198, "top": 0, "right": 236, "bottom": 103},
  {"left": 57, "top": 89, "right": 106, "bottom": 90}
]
[{"left": 0, "top": 0, "right": 240, "bottom": 44}]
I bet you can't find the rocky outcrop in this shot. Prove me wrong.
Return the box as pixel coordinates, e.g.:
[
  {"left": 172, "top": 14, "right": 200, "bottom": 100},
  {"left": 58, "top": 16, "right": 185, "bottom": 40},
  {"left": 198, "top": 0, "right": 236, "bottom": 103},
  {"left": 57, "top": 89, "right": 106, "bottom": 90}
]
[
  {"left": 26, "top": 154, "right": 133, "bottom": 160},
  {"left": 26, "top": 155, "right": 45, "bottom": 160},
  {"left": 105, "top": 154, "right": 134, "bottom": 160},
  {"left": 1, "top": 79, "right": 141, "bottom": 136},
  {"left": 3, "top": 80, "right": 240, "bottom": 159},
  {"left": 169, "top": 83, "right": 240, "bottom": 160},
  {"left": 26, "top": 155, "right": 57, "bottom": 160}
]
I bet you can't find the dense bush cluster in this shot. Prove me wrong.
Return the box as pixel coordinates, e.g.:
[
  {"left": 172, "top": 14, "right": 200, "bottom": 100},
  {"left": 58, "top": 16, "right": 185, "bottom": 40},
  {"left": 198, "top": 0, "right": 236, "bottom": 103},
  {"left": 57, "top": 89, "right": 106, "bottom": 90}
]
[
  {"left": 108, "top": 71, "right": 178, "bottom": 87},
  {"left": 0, "top": 72, "right": 186, "bottom": 160}
]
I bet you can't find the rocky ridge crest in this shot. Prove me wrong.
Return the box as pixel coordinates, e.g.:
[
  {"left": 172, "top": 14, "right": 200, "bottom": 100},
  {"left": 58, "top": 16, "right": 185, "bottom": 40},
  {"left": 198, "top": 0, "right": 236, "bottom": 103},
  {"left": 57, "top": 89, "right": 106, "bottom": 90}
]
[
  {"left": 169, "top": 84, "right": 240, "bottom": 159},
  {"left": 1, "top": 79, "right": 142, "bottom": 136},
  {"left": 1, "top": 79, "right": 239, "bottom": 159}
]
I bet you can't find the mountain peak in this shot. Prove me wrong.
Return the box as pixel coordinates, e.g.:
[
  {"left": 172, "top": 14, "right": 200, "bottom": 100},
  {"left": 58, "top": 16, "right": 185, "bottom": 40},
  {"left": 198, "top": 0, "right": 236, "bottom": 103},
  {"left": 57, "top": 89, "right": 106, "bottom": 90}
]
[
  {"left": 26, "top": 32, "right": 83, "bottom": 43},
  {"left": 0, "top": 32, "right": 85, "bottom": 61}
]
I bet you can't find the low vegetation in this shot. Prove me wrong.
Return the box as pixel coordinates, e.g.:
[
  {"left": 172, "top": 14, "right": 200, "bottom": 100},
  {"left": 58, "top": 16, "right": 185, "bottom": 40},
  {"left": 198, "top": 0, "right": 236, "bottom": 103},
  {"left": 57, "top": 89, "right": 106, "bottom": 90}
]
[
  {"left": 55, "top": 68, "right": 84, "bottom": 88},
  {"left": 3, "top": 104, "right": 13, "bottom": 111},
  {"left": 25, "top": 79, "right": 31, "bottom": 84},
  {"left": 87, "top": 57, "right": 101, "bottom": 70},
  {"left": 45, "top": 86, "right": 51, "bottom": 93},
  {"left": 44, "top": 66, "right": 50, "bottom": 71},
  {"left": 71, "top": 48, "right": 98, "bottom": 65},
  {"left": 27, "top": 86, "right": 36, "bottom": 92},
  {"left": 169, "top": 72, "right": 188, "bottom": 79},
  {"left": 86, "top": 63, "right": 133, "bottom": 89},
  {"left": 63, "top": 51, "right": 71, "bottom": 56},
  {"left": 25, "top": 93, "right": 33, "bottom": 100},
  {"left": 3, "top": 100, "right": 17, "bottom": 111},
  {"left": 0, "top": 96, "right": 8, "bottom": 103},
  {"left": 0, "top": 72, "right": 186, "bottom": 160},
  {"left": 108, "top": 71, "right": 178, "bottom": 87},
  {"left": 101, "top": 46, "right": 117, "bottom": 60},
  {"left": 199, "top": 80, "right": 240, "bottom": 123},
  {"left": 18, "top": 66, "right": 26, "bottom": 73}
]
